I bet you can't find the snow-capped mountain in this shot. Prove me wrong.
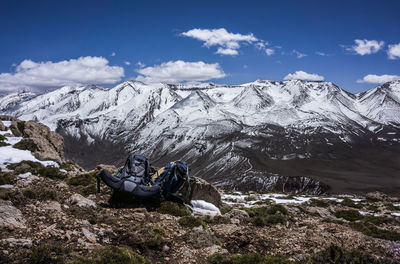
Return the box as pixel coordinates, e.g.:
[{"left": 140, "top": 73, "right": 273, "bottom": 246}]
[{"left": 1, "top": 80, "right": 400, "bottom": 194}]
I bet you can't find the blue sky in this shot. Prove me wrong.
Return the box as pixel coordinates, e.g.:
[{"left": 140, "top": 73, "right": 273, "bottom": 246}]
[{"left": 0, "top": 0, "right": 399, "bottom": 94}]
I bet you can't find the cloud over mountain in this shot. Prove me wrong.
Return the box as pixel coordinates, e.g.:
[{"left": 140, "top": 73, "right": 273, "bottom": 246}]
[
  {"left": 357, "top": 74, "right": 400, "bottom": 84},
  {"left": 387, "top": 43, "right": 400, "bottom": 60},
  {"left": 283, "top": 71, "right": 324, "bottom": 81},
  {"left": 0, "top": 56, "right": 124, "bottom": 92},
  {"left": 135, "top": 60, "right": 226, "bottom": 83}
]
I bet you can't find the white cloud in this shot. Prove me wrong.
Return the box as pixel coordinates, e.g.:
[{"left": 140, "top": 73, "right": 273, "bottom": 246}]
[
  {"left": 0, "top": 56, "right": 124, "bottom": 92},
  {"left": 182, "top": 28, "right": 258, "bottom": 56},
  {"left": 265, "top": 48, "right": 275, "bottom": 56},
  {"left": 347, "top": 39, "right": 384, "bottom": 55},
  {"left": 124, "top": 61, "right": 131, "bottom": 66},
  {"left": 111, "top": 51, "right": 116, "bottom": 57},
  {"left": 357, "top": 74, "right": 400, "bottom": 84},
  {"left": 216, "top": 48, "right": 238, "bottom": 55},
  {"left": 136, "top": 61, "right": 146, "bottom": 68},
  {"left": 315, "top": 51, "right": 332, "bottom": 56},
  {"left": 292, "top": 50, "right": 307, "bottom": 59},
  {"left": 283, "top": 71, "right": 324, "bottom": 81},
  {"left": 243, "top": 64, "right": 248, "bottom": 69},
  {"left": 387, "top": 43, "right": 400, "bottom": 60},
  {"left": 135, "top": 60, "right": 226, "bottom": 83}
]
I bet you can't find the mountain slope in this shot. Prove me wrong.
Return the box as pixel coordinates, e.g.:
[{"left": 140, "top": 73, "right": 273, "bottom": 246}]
[{"left": 1, "top": 80, "right": 400, "bottom": 194}]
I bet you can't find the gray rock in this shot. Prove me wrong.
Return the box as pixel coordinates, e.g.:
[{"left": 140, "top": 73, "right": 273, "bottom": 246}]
[
  {"left": 68, "top": 193, "right": 96, "bottom": 208},
  {"left": 186, "top": 226, "right": 216, "bottom": 249},
  {"left": 0, "top": 121, "right": 6, "bottom": 131},
  {"left": 184, "top": 176, "right": 221, "bottom": 207},
  {"left": 82, "top": 228, "right": 97, "bottom": 243},
  {"left": 0, "top": 202, "right": 26, "bottom": 230},
  {"left": 226, "top": 208, "right": 249, "bottom": 220},
  {"left": 1, "top": 238, "right": 32, "bottom": 248}
]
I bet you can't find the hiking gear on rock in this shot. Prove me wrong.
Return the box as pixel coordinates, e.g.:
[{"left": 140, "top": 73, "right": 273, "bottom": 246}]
[{"left": 96, "top": 154, "right": 190, "bottom": 201}]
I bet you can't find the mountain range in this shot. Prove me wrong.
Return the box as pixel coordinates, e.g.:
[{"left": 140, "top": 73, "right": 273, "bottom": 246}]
[{"left": 1, "top": 80, "right": 400, "bottom": 195}]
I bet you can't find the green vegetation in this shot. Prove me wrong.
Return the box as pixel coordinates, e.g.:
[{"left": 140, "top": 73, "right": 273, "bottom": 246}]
[
  {"left": 132, "top": 225, "right": 166, "bottom": 249},
  {"left": 70, "top": 245, "right": 150, "bottom": 264},
  {"left": 13, "top": 139, "right": 39, "bottom": 152},
  {"left": 208, "top": 253, "right": 297, "bottom": 264},
  {"left": 157, "top": 201, "right": 191, "bottom": 216},
  {"left": 60, "top": 162, "right": 74, "bottom": 171},
  {"left": 67, "top": 171, "right": 98, "bottom": 195},
  {"left": 6, "top": 160, "right": 65, "bottom": 179},
  {"left": 204, "top": 215, "right": 231, "bottom": 224},
  {"left": 350, "top": 222, "right": 400, "bottom": 241},
  {"left": 22, "top": 187, "right": 58, "bottom": 201},
  {"left": 309, "top": 199, "right": 330, "bottom": 208},
  {"left": 341, "top": 198, "right": 362, "bottom": 209},
  {"left": 245, "top": 204, "right": 288, "bottom": 227},
  {"left": 361, "top": 215, "right": 391, "bottom": 226},
  {"left": 220, "top": 205, "right": 232, "bottom": 214},
  {"left": 178, "top": 215, "right": 206, "bottom": 228},
  {"left": 31, "top": 244, "right": 68, "bottom": 264},
  {"left": 334, "top": 209, "right": 363, "bottom": 221},
  {"left": 0, "top": 169, "right": 15, "bottom": 185},
  {"left": 0, "top": 134, "right": 9, "bottom": 146},
  {"left": 307, "top": 244, "right": 383, "bottom": 264}
]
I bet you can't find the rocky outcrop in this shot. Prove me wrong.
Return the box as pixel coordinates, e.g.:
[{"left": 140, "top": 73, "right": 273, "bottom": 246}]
[
  {"left": 184, "top": 176, "right": 222, "bottom": 207},
  {"left": 0, "top": 202, "right": 26, "bottom": 230},
  {"left": 0, "top": 121, "right": 6, "bottom": 131},
  {"left": 68, "top": 193, "right": 96, "bottom": 208}
]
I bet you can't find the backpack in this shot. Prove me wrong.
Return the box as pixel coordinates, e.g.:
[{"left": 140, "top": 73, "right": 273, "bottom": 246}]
[
  {"left": 117, "top": 154, "right": 151, "bottom": 185},
  {"left": 153, "top": 161, "right": 190, "bottom": 197}
]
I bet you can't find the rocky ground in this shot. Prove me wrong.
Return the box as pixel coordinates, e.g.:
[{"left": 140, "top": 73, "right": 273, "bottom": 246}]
[{"left": 1, "top": 117, "right": 400, "bottom": 264}]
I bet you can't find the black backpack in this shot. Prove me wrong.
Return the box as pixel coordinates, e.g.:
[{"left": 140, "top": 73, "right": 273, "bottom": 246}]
[{"left": 116, "top": 154, "right": 151, "bottom": 185}]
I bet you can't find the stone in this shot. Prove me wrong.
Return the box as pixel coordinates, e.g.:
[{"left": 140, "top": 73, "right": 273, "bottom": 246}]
[
  {"left": 184, "top": 176, "right": 221, "bottom": 207},
  {"left": 1, "top": 238, "right": 32, "bottom": 248},
  {"left": 202, "top": 245, "right": 228, "bottom": 255},
  {"left": 366, "top": 191, "right": 388, "bottom": 201},
  {"left": 226, "top": 209, "right": 249, "bottom": 220},
  {"left": 0, "top": 185, "right": 13, "bottom": 189},
  {"left": 82, "top": 228, "right": 97, "bottom": 243},
  {"left": 68, "top": 193, "right": 96, "bottom": 208},
  {"left": 0, "top": 202, "right": 26, "bottom": 230},
  {"left": 41, "top": 201, "right": 62, "bottom": 212},
  {"left": 0, "top": 121, "right": 6, "bottom": 131},
  {"left": 186, "top": 226, "right": 216, "bottom": 249}
]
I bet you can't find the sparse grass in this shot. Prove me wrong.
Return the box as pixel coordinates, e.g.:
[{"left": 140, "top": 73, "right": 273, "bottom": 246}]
[
  {"left": 131, "top": 225, "right": 166, "bottom": 249},
  {"left": 0, "top": 188, "right": 12, "bottom": 200},
  {"left": 67, "top": 171, "right": 98, "bottom": 195},
  {"left": 341, "top": 197, "right": 362, "bottom": 209},
  {"left": 307, "top": 244, "right": 383, "bottom": 264},
  {"left": 22, "top": 187, "right": 58, "bottom": 201},
  {"left": 334, "top": 209, "right": 363, "bottom": 222},
  {"left": 0, "top": 141, "right": 10, "bottom": 147},
  {"left": 220, "top": 205, "right": 232, "bottom": 214},
  {"left": 60, "top": 162, "right": 74, "bottom": 171},
  {"left": 13, "top": 139, "right": 38, "bottom": 152},
  {"left": 6, "top": 160, "right": 43, "bottom": 173},
  {"left": 366, "top": 204, "right": 379, "bottom": 212},
  {"left": 309, "top": 199, "right": 330, "bottom": 208},
  {"left": 204, "top": 215, "right": 231, "bottom": 224},
  {"left": 31, "top": 244, "right": 68, "bottom": 264},
  {"left": 208, "top": 253, "right": 297, "bottom": 264},
  {"left": 37, "top": 166, "right": 65, "bottom": 180},
  {"left": 70, "top": 245, "right": 150, "bottom": 264},
  {"left": 349, "top": 222, "right": 400, "bottom": 241},
  {"left": 0, "top": 134, "right": 6, "bottom": 141},
  {"left": 178, "top": 215, "right": 206, "bottom": 228},
  {"left": 0, "top": 170, "right": 15, "bottom": 185},
  {"left": 157, "top": 201, "right": 190, "bottom": 217},
  {"left": 245, "top": 204, "right": 288, "bottom": 227},
  {"left": 362, "top": 215, "right": 391, "bottom": 226}
]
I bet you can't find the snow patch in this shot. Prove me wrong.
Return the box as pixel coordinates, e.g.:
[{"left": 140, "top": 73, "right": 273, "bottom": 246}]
[{"left": 191, "top": 200, "right": 221, "bottom": 216}]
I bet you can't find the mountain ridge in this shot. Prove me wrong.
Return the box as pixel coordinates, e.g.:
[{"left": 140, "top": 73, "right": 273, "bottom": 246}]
[{"left": 1, "top": 80, "right": 400, "bottom": 194}]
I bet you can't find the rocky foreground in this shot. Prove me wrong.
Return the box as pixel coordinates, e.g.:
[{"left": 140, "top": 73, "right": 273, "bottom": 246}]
[{"left": 1, "top": 117, "right": 400, "bottom": 264}]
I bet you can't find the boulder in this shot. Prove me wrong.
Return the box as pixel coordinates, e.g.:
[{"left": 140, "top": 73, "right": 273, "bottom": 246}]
[
  {"left": 184, "top": 177, "right": 221, "bottom": 207},
  {"left": 226, "top": 208, "right": 249, "bottom": 220},
  {"left": 186, "top": 226, "right": 216, "bottom": 249},
  {"left": 22, "top": 120, "right": 65, "bottom": 163},
  {"left": 68, "top": 193, "right": 96, "bottom": 208},
  {"left": 0, "top": 121, "right": 6, "bottom": 131},
  {"left": 366, "top": 191, "right": 388, "bottom": 201},
  {"left": 0, "top": 202, "right": 26, "bottom": 230}
]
